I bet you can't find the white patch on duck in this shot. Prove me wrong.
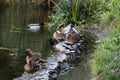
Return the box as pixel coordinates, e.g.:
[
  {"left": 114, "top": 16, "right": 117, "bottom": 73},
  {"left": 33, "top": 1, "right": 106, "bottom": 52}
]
[
  {"left": 27, "top": 22, "right": 44, "bottom": 32},
  {"left": 55, "top": 41, "right": 77, "bottom": 53},
  {"left": 72, "top": 27, "right": 81, "bottom": 34},
  {"left": 61, "top": 23, "right": 80, "bottom": 35},
  {"left": 61, "top": 24, "right": 72, "bottom": 34}
]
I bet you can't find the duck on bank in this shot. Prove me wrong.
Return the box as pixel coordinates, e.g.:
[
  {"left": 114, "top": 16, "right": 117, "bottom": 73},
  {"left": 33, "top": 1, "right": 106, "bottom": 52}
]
[{"left": 50, "top": 23, "right": 83, "bottom": 54}]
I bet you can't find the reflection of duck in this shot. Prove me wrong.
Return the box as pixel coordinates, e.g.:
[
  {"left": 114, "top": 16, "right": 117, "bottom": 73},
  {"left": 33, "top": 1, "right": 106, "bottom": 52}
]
[
  {"left": 27, "top": 22, "right": 44, "bottom": 32},
  {"left": 24, "top": 49, "right": 46, "bottom": 73}
]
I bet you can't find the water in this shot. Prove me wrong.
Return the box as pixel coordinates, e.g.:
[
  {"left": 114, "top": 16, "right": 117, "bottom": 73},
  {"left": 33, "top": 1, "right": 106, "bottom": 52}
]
[{"left": 0, "top": 4, "right": 53, "bottom": 80}]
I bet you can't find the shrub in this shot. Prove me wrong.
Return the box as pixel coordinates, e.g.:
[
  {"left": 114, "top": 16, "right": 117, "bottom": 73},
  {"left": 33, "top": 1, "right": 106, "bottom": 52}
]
[{"left": 48, "top": 0, "right": 102, "bottom": 29}]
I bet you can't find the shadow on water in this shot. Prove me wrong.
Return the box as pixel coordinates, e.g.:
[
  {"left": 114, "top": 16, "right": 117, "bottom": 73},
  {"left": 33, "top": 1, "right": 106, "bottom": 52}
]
[{"left": 0, "top": 4, "right": 53, "bottom": 80}]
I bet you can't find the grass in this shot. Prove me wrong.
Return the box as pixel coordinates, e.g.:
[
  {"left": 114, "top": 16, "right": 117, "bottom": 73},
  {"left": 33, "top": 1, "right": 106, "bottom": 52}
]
[
  {"left": 90, "top": 0, "right": 120, "bottom": 80},
  {"left": 90, "top": 22, "right": 120, "bottom": 80}
]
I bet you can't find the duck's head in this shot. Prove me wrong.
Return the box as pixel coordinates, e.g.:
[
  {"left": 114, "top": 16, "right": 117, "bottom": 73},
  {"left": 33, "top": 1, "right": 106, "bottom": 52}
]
[{"left": 25, "top": 49, "right": 32, "bottom": 57}]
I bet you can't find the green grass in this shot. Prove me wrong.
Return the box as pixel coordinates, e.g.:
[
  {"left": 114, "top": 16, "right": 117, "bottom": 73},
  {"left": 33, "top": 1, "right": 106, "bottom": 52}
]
[
  {"left": 90, "top": 1, "right": 120, "bottom": 79},
  {"left": 90, "top": 26, "right": 120, "bottom": 80}
]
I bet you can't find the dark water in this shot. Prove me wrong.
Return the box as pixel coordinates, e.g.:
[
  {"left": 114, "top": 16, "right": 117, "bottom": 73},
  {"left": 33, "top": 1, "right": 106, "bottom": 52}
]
[{"left": 0, "top": 4, "right": 53, "bottom": 80}]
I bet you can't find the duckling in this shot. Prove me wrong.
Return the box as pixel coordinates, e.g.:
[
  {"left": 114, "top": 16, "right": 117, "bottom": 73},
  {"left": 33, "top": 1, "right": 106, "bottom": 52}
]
[
  {"left": 24, "top": 49, "right": 46, "bottom": 74},
  {"left": 27, "top": 22, "right": 44, "bottom": 32}
]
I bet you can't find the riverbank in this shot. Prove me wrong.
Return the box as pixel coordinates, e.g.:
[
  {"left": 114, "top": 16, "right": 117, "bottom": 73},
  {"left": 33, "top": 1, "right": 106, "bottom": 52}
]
[
  {"left": 48, "top": 0, "right": 120, "bottom": 80},
  {"left": 89, "top": 0, "right": 120, "bottom": 79},
  {"left": 90, "top": 26, "right": 120, "bottom": 80}
]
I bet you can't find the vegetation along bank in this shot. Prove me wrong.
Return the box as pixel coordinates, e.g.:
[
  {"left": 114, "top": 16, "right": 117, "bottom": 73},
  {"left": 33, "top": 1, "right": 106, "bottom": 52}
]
[{"left": 49, "top": 0, "right": 120, "bottom": 80}]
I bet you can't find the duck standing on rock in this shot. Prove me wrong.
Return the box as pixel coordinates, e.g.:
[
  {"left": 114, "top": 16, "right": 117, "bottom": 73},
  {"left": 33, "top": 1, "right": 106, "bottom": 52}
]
[
  {"left": 24, "top": 49, "right": 46, "bottom": 74},
  {"left": 27, "top": 22, "right": 44, "bottom": 32}
]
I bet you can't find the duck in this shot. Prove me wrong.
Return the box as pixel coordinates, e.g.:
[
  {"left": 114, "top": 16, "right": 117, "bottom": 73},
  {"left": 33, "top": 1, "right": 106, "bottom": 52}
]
[
  {"left": 53, "top": 31, "right": 65, "bottom": 42},
  {"left": 27, "top": 22, "right": 44, "bottom": 32},
  {"left": 24, "top": 49, "right": 46, "bottom": 73}
]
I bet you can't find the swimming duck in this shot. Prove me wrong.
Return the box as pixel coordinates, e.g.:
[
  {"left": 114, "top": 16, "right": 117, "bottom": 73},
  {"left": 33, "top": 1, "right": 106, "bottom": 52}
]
[
  {"left": 27, "top": 22, "right": 44, "bottom": 32},
  {"left": 24, "top": 49, "right": 46, "bottom": 73}
]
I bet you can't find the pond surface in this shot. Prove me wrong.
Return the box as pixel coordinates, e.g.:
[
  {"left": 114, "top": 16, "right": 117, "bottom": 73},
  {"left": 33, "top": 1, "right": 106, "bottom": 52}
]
[{"left": 0, "top": 4, "right": 53, "bottom": 80}]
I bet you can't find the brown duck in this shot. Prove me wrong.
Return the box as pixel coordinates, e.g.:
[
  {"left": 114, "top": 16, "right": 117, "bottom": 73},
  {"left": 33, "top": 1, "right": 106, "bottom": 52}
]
[{"left": 24, "top": 49, "right": 46, "bottom": 74}]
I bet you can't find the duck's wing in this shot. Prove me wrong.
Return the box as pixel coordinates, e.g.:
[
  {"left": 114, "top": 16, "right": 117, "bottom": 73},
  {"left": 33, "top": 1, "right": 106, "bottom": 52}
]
[{"left": 61, "top": 24, "right": 72, "bottom": 34}]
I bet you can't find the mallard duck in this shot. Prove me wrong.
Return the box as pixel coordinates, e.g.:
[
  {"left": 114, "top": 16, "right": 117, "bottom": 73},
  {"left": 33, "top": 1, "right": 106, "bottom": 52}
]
[
  {"left": 24, "top": 49, "right": 46, "bottom": 73},
  {"left": 53, "top": 31, "right": 65, "bottom": 42},
  {"left": 27, "top": 22, "right": 44, "bottom": 32},
  {"left": 60, "top": 23, "right": 80, "bottom": 35},
  {"left": 55, "top": 41, "right": 77, "bottom": 54}
]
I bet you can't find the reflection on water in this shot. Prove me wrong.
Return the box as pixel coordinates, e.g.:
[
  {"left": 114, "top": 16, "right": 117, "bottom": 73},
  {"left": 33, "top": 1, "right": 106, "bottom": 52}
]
[{"left": 0, "top": 4, "right": 52, "bottom": 80}]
